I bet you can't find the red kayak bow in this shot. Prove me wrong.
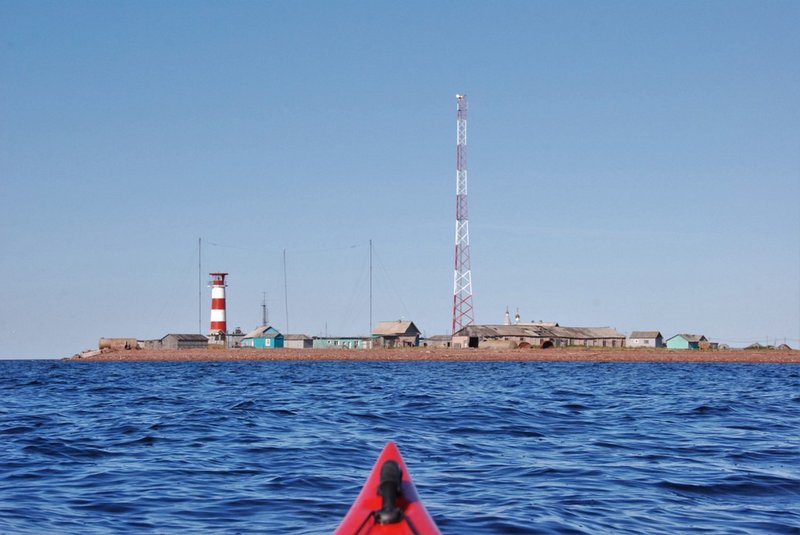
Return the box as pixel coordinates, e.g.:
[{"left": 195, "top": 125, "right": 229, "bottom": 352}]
[{"left": 334, "top": 441, "right": 441, "bottom": 535}]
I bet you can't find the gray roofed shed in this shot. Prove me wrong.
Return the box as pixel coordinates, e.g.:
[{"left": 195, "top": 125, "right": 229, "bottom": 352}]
[{"left": 160, "top": 333, "right": 209, "bottom": 349}]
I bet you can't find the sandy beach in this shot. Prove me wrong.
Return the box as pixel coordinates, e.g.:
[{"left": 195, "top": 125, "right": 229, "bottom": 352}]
[{"left": 68, "top": 347, "right": 800, "bottom": 363}]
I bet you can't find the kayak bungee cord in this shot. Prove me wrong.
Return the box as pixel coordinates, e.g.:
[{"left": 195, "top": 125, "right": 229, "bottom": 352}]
[{"left": 351, "top": 460, "right": 422, "bottom": 535}]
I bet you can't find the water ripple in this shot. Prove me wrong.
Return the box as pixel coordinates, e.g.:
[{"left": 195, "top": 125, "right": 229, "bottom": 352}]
[{"left": 0, "top": 360, "right": 798, "bottom": 534}]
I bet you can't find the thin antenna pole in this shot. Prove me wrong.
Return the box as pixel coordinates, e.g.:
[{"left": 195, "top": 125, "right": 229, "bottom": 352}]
[
  {"left": 198, "top": 237, "right": 202, "bottom": 334},
  {"left": 262, "top": 291, "right": 268, "bottom": 327},
  {"left": 369, "top": 239, "right": 373, "bottom": 333},
  {"left": 283, "top": 249, "right": 290, "bottom": 334}
]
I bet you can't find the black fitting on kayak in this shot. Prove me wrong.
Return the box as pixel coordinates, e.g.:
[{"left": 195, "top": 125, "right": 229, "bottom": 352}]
[{"left": 374, "top": 460, "right": 403, "bottom": 524}]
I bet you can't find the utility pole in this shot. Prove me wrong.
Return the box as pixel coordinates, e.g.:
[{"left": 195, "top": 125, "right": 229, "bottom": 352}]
[
  {"left": 198, "top": 238, "right": 202, "bottom": 334},
  {"left": 283, "top": 249, "right": 290, "bottom": 334},
  {"left": 369, "top": 239, "right": 373, "bottom": 334},
  {"left": 452, "top": 94, "right": 475, "bottom": 334}
]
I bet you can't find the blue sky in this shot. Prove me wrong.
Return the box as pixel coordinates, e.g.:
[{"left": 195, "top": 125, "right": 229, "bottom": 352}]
[{"left": 1, "top": 1, "right": 798, "bottom": 358}]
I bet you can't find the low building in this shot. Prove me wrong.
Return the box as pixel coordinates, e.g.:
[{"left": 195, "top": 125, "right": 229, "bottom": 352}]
[
  {"left": 99, "top": 338, "right": 139, "bottom": 350},
  {"left": 665, "top": 334, "right": 708, "bottom": 350},
  {"left": 421, "top": 335, "right": 452, "bottom": 348},
  {"left": 241, "top": 326, "right": 284, "bottom": 348},
  {"left": 284, "top": 334, "right": 313, "bottom": 349},
  {"left": 160, "top": 333, "right": 209, "bottom": 349},
  {"left": 452, "top": 324, "right": 626, "bottom": 349},
  {"left": 372, "top": 320, "right": 421, "bottom": 348},
  {"left": 313, "top": 336, "right": 372, "bottom": 349},
  {"left": 228, "top": 327, "right": 245, "bottom": 348},
  {"left": 628, "top": 331, "right": 663, "bottom": 348}
]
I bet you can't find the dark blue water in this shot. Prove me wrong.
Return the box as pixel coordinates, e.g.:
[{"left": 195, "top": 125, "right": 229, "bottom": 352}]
[{"left": 1, "top": 360, "right": 798, "bottom": 534}]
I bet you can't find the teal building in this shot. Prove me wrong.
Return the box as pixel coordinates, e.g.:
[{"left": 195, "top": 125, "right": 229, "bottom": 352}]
[
  {"left": 665, "top": 333, "right": 707, "bottom": 350},
  {"left": 241, "top": 326, "right": 284, "bottom": 348}
]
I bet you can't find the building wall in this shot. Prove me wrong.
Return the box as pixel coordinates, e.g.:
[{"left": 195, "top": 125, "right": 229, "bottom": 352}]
[
  {"left": 629, "top": 337, "right": 662, "bottom": 348},
  {"left": 162, "top": 336, "right": 208, "bottom": 349},
  {"left": 466, "top": 336, "right": 625, "bottom": 349},
  {"left": 99, "top": 338, "right": 139, "bottom": 350},
  {"left": 666, "top": 337, "right": 691, "bottom": 350},
  {"left": 242, "top": 336, "right": 284, "bottom": 348},
  {"left": 284, "top": 338, "right": 313, "bottom": 349},
  {"left": 421, "top": 337, "right": 451, "bottom": 348},
  {"left": 375, "top": 335, "right": 419, "bottom": 348},
  {"left": 312, "top": 338, "right": 370, "bottom": 349}
]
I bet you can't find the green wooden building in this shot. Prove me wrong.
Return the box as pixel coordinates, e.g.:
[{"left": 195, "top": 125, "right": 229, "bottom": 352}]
[{"left": 665, "top": 333, "right": 707, "bottom": 350}]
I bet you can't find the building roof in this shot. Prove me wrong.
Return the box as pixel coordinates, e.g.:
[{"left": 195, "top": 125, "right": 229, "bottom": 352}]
[
  {"left": 630, "top": 331, "right": 662, "bottom": 339},
  {"left": 454, "top": 324, "right": 625, "bottom": 339},
  {"left": 243, "top": 325, "right": 282, "bottom": 339},
  {"left": 667, "top": 334, "right": 707, "bottom": 343},
  {"left": 372, "top": 320, "right": 421, "bottom": 336},
  {"left": 160, "top": 334, "right": 208, "bottom": 342},
  {"left": 283, "top": 334, "right": 312, "bottom": 341}
]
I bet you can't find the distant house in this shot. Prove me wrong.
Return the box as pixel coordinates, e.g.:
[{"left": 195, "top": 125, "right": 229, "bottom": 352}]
[
  {"left": 665, "top": 334, "right": 707, "bottom": 350},
  {"left": 241, "top": 326, "right": 284, "bottom": 349},
  {"left": 283, "top": 334, "right": 313, "bottom": 349},
  {"left": 313, "top": 336, "right": 371, "bottom": 349},
  {"left": 628, "top": 331, "right": 663, "bottom": 348},
  {"left": 372, "top": 320, "right": 421, "bottom": 348},
  {"left": 160, "top": 333, "right": 209, "bottom": 349}
]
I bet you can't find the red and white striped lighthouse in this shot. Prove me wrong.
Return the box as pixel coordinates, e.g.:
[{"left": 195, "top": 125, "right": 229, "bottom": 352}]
[{"left": 209, "top": 272, "right": 228, "bottom": 343}]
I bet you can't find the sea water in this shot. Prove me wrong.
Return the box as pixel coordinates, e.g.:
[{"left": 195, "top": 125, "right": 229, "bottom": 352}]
[{"left": 1, "top": 360, "right": 798, "bottom": 534}]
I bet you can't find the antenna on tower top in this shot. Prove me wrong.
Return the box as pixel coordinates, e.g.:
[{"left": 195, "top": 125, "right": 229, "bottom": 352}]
[{"left": 452, "top": 94, "right": 475, "bottom": 334}]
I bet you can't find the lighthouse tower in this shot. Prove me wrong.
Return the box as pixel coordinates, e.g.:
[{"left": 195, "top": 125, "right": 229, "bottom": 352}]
[{"left": 209, "top": 272, "right": 228, "bottom": 345}]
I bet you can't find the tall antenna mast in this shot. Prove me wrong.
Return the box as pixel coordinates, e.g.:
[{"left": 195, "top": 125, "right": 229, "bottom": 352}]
[
  {"left": 369, "top": 239, "right": 373, "bottom": 333},
  {"left": 452, "top": 94, "right": 474, "bottom": 334},
  {"left": 262, "top": 292, "right": 269, "bottom": 327},
  {"left": 198, "top": 238, "right": 202, "bottom": 333}
]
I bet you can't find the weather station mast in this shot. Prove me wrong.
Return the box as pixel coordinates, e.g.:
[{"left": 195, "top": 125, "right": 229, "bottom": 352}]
[{"left": 452, "top": 94, "right": 474, "bottom": 334}]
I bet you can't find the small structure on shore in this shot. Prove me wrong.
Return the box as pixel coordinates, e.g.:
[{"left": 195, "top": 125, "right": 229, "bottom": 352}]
[
  {"left": 99, "top": 338, "right": 139, "bottom": 350},
  {"left": 665, "top": 334, "right": 708, "bottom": 350},
  {"left": 160, "top": 333, "right": 209, "bottom": 349},
  {"left": 372, "top": 320, "right": 421, "bottom": 348},
  {"left": 422, "top": 335, "right": 452, "bottom": 348},
  {"left": 241, "top": 326, "right": 284, "bottom": 349},
  {"left": 628, "top": 331, "right": 663, "bottom": 348},
  {"left": 284, "top": 334, "right": 313, "bottom": 349}
]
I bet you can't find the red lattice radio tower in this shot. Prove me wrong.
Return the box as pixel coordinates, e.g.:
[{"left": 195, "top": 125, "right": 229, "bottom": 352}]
[{"left": 452, "top": 94, "right": 474, "bottom": 334}]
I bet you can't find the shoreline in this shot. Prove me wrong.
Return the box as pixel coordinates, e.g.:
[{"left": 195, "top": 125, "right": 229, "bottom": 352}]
[{"left": 67, "top": 347, "right": 800, "bottom": 363}]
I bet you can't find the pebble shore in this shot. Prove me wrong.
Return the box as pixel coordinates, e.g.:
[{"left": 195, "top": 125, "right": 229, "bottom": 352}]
[{"left": 68, "top": 347, "right": 800, "bottom": 363}]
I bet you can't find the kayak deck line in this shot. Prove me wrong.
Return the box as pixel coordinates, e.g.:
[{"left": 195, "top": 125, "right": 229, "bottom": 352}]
[{"left": 335, "top": 442, "right": 441, "bottom": 535}]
